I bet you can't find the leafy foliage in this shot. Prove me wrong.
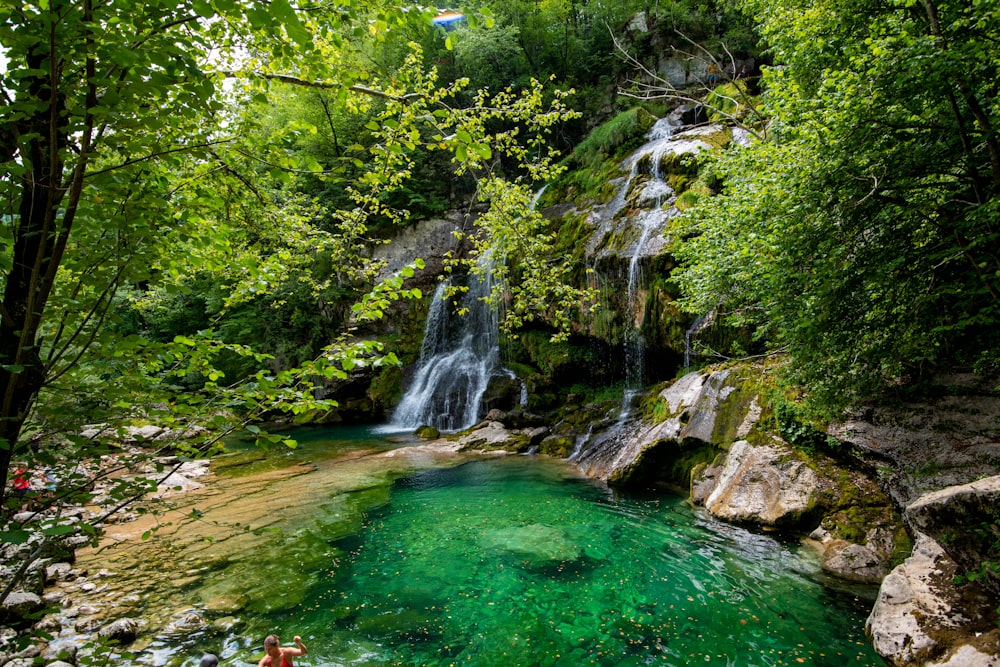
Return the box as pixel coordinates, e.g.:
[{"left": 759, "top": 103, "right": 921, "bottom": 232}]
[
  {"left": 673, "top": 0, "right": 1000, "bottom": 414},
  {"left": 0, "top": 0, "right": 581, "bottom": 608}
]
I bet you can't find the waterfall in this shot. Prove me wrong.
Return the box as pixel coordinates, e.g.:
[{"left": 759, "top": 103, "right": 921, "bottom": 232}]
[
  {"left": 683, "top": 310, "right": 715, "bottom": 368},
  {"left": 387, "top": 260, "right": 501, "bottom": 432},
  {"left": 572, "top": 116, "right": 685, "bottom": 473},
  {"left": 617, "top": 118, "right": 679, "bottom": 417},
  {"left": 684, "top": 314, "right": 706, "bottom": 368}
]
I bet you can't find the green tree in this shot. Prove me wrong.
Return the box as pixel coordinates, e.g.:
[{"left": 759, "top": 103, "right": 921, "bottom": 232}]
[
  {"left": 0, "top": 0, "right": 583, "bottom": 605},
  {"left": 674, "top": 0, "right": 1000, "bottom": 412}
]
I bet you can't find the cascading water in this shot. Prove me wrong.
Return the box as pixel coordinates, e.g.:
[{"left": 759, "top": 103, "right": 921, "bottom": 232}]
[
  {"left": 387, "top": 261, "right": 501, "bottom": 432},
  {"left": 574, "top": 116, "right": 688, "bottom": 474},
  {"left": 684, "top": 314, "right": 704, "bottom": 368},
  {"left": 619, "top": 118, "right": 681, "bottom": 417},
  {"left": 390, "top": 186, "right": 553, "bottom": 432}
]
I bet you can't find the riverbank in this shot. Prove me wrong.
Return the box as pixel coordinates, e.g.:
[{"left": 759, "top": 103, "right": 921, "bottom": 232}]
[{"left": 2, "top": 434, "right": 498, "bottom": 666}]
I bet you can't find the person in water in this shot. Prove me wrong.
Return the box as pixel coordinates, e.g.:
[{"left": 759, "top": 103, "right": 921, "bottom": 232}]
[{"left": 258, "top": 635, "right": 307, "bottom": 667}]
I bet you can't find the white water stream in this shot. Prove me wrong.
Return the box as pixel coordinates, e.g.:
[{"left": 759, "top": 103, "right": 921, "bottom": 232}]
[
  {"left": 386, "top": 260, "right": 501, "bottom": 432},
  {"left": 574, "top": 116, "right": 690, "bottom": 472}
]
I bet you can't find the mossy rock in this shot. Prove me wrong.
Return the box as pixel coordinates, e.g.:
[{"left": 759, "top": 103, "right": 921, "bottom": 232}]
[
  {"left": 539, "top": 435, "right": 575, "bottom": 458},
  {"left": 695, "top": 126, "right": 733, "bottom": 151},
  {"left": 414, "top": 425, "right": 440, "bottom": 439},
  {"left": 369, "top": 364, "right": 403, "bottom": 412}
]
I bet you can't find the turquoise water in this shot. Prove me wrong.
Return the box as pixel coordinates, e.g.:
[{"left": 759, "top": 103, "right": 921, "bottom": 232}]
[{"left": 252, "top": 454, "right": 881, "bottom": 667}]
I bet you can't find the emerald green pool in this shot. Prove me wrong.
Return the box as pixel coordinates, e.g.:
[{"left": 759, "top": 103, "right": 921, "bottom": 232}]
[{"left": 224, "top": 445, "right": 881, "bottom": 666}]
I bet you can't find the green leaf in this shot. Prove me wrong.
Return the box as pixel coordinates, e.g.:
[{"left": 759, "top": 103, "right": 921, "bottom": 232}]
[
  {"left": 269, "top": 0, "right": 312, "bottom": 48},
  {"left": 192, "top": 0, "right": 214, "bottom": 19},
  {"left": 472, "top": 142, "right": 492, "bottom": 160},
  {"left": 0, "top": 530, "right": 31, "bottom": 545}
]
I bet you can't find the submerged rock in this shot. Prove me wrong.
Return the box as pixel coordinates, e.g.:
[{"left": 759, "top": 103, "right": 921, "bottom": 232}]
[
  {"left": 580, "top": 367, "right": 758, "bottom": 484},
  {"left": 480, "top": 524, "right": 582, "bottom": 568}
]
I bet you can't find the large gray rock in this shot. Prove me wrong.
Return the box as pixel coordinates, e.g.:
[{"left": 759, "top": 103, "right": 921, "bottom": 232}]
[
  {"left": 698, "top": 439, "right": 818, "bottom": 526},
  {"left": 905, "top": 475, "right": 1000, "bottom": 596},
  {"left": 42, "top": 640, "right": 78, "bottom": 663},
  {"left": 807, "top": 526, "right": 895, "bottom": 583},
  {"left": 823, "top": 541, "right": 888, "bottom": 583},
  {"left": 867, "top": 534, "right": 953, "bottom": 664},
  {"left": 580, "top": 368, "right": 760, "bottom": 482},
  {"left": 97, "top": 617, "right": 141, "bottom": 644},
  {"left": 866, "top": 533, "right": 999, "bottom": 666},
  {"left": 0, "top": 591, "right": 44, "bottom": 624}
]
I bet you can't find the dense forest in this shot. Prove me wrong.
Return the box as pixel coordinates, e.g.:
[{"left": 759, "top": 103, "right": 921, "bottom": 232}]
[{"left": 2, "top": 0, "right": 999, "bottom": 639}]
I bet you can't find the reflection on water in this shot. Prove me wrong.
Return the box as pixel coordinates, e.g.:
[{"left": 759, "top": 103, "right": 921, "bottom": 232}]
[{"left": 71, "top": 428, "right": 879, "bottom": 667}]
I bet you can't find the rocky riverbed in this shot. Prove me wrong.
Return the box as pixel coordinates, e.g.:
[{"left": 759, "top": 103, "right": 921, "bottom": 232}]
[{"left": 1, "top": 436, "right": 501, "bottom": 667}]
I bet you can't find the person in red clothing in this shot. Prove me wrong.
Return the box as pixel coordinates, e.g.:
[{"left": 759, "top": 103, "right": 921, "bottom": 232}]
[
  {"left": 12, "top": 468, "right": 30, "bottom": 497},
  {"left": 257, "top": 635, "right": 306, "bottom": 667}
]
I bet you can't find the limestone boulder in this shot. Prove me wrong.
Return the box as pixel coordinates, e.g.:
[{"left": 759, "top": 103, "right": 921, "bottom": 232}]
[
  {"left": 97, "top": 617, "right": 141, "bottom": 644},
  {"left": 41, "top": 640, "right": 77, "bottom": 664},
  {"left": 154, "top": 472, "right": 204, "bottom": 497},
  {"left": 806, "top": 526, "right": 895, "bottom": 584},
  {"left": 584, "top": 367, "right": 762, "bottom": 484},
  {"left": 866, "top": 533, "right": 999, "bottom": 666},
  {"left": 905, "top": 475, "right": 1000, "bottom": 596},
  {"left": 454, "top": 421, "right": 532, "bottom": 452},
  {"left": 0, "top": 591, "right": 43, "bottom": 625},
  {"left": 698, "top": 439, "right": 818, "bottom": 526}
]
